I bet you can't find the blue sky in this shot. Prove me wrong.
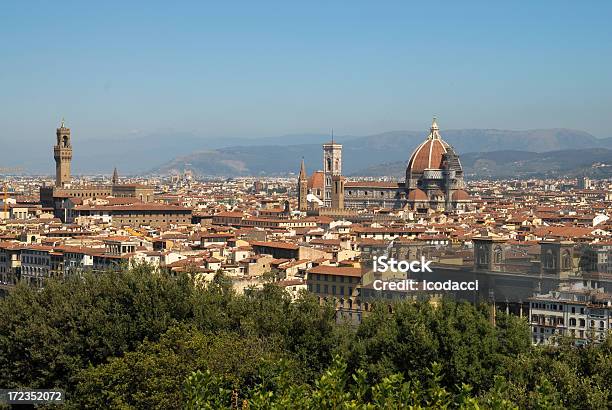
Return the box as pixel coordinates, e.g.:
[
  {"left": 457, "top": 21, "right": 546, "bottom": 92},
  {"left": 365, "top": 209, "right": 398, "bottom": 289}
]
[{"left": 1, "top": 0, "right": 611, "bottom": 143}]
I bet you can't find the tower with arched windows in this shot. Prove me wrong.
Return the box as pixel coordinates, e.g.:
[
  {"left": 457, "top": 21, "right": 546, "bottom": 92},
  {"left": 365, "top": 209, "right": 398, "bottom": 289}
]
[
  {"left": 540, "top": 240, "right": 574, "bottom": 278},
  {"left": 322, "top": 140, "right": 342, "bottom": 208},
  {"left": 54, "top": 119, "right": 72, "bottom": 187},
  {"left": 41, "top": 121, "right": 154, "bottom": 221},
  {"left": 473, "top": 235, "right": 508, "bottom": 272}
]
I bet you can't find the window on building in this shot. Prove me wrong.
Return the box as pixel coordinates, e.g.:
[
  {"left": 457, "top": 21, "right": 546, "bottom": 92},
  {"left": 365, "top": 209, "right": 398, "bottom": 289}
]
[
  {"left": 494, "top": 246, "right": 503, "bottom": 264},
  {"left": 545, "top": 250, "right": 555, "bottom": 268},
  {"left": 562, "top": 250, "right": 572, "bottom": 270}
]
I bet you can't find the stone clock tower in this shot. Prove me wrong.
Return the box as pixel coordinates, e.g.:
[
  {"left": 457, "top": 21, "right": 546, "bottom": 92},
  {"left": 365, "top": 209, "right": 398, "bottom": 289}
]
[{"left": 54, "top": 119, "right": 72, "bottom": 187}]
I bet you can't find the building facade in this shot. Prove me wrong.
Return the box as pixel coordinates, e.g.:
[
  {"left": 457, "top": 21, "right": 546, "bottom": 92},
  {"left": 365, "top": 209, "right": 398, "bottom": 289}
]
[{"left": 529, "top": 284, "right": 612, "bottom": 345}]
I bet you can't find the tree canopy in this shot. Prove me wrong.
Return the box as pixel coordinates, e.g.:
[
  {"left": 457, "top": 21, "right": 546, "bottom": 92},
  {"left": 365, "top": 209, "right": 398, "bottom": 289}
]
[{"left": 0, "top": 265, "right": 610, "bottom": 408}]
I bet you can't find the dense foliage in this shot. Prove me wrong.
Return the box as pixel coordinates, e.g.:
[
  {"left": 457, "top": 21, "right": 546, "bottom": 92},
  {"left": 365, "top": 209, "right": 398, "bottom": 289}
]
[{"left": 0, "top": 265, "right": 610, "bottom": 409}]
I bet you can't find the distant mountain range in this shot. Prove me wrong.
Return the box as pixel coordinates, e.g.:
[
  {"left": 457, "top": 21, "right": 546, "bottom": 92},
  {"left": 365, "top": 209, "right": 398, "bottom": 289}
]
[
  {"left": 150, "top": 128, "right": 612, "bottom": 178},
  {"left": 0, "top": 131, "right": 336, "bottom": 175},
  {"left": 353, "top": 149, "right": 612, "bottom": 179},
  {"left": 5, "top": 127, "right": 612, "bottom": 177}
]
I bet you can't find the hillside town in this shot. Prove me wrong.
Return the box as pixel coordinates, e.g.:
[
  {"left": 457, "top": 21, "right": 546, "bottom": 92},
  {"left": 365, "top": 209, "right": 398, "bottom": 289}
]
[{"left": 2, "top": 120, "right": 612, "bottom": 345}]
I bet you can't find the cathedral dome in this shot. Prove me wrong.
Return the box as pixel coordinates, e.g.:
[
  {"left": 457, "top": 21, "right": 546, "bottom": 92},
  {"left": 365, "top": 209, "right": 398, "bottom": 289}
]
[
  {"left": 308, "top": 171, "right": 324, "bottom": 190},
  {"left": 452, "top": 189, "right": 470, "bottom": 201},
  {"left": 407, "top": 188, "right": 428, "bottom": 201},
  {"left": 406, "top": 118, "right": 451, "bottom": 174}
]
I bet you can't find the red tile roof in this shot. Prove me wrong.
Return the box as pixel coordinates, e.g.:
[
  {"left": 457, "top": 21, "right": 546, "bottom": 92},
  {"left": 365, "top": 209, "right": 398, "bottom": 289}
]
[
  {"left": 308, "top": 265, "right": 362, "bottom": 278},
  {"left": 250, "top": 241, "right": 299, "bottom": 250}
]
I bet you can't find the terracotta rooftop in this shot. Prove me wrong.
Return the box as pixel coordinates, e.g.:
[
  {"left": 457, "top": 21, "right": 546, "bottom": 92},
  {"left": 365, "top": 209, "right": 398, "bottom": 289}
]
[
  {"left": 250, "top": 241, "right": 300, "bottom": 250},
  {"left": 308, "top": 265, "right": 362, "bottom": 278}
]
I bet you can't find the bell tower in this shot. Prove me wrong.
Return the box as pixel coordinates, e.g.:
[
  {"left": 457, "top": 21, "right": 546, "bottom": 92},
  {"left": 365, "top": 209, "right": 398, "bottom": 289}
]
[
  {"left": 298, "top": 159, "right": 308, "bottom": 211},
  {"left": 331, "top": 175, "right": 345, "bottom": 209},
  {"left": 54, "top": 119, "right": 72, "bottom": 187},
  {"left": 322, "top": 131, "right": 342, "bottom": 208},
  {"left": 112, "top": 167, "right": 119, "bottom": 185}
]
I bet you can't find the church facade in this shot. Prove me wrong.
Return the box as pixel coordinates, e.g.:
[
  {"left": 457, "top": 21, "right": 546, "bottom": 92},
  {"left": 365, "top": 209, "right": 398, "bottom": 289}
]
[{"left": 298, "top": 119, "right": 472, "bottom": 213}]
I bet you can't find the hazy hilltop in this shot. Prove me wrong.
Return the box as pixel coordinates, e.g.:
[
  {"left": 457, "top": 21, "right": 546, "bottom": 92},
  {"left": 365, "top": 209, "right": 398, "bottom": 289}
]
[
  {"left": 346, "top": 128, "right": 603, "bottom": 154},
  {"left": 151, "top": 128, "right": 612, "bottom": 177},
  {"left": 5, "top": 127, "right": 612, "bottom": 176},
  {"left": 353, "top": 149, "right": 612, "bottom": 179},
  {"left": 0, "top": 132, "right": 337, "bottom": 175}
]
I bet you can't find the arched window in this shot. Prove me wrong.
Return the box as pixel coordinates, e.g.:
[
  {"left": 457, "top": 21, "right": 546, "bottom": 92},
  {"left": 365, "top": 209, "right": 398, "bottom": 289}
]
[
  {"left": 545, "top": 250, "right": 555, "bottom": 269},
  {"left": 478, "top": 245, "right": 489, "bottom": 264},
  {"left": 327, "top": 158, "right": 332, "bottom": 172},
  {"left": 494, "top": 246, "right": 503, "bottom": 264},
  {"left": 562, "top": 250, "right": 572, "bottom": 270}
]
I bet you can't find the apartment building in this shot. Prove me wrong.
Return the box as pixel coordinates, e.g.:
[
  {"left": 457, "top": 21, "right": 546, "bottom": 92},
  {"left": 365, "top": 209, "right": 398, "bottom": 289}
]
[
  {"left": 529, "top": 284, "right": 612, "bottom": 345},
  {"left": 306, "top": 265, "right": 362, "bottom": 299}
]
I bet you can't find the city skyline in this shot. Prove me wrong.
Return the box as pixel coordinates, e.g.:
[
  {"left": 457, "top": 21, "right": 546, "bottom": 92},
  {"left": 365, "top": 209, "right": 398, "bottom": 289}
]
[
  {"left": 1, "top": 0, "right": 612, "bottom": 146},
  {"left": 3, "top": 3, "right": 612, "bottom": 407}
]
